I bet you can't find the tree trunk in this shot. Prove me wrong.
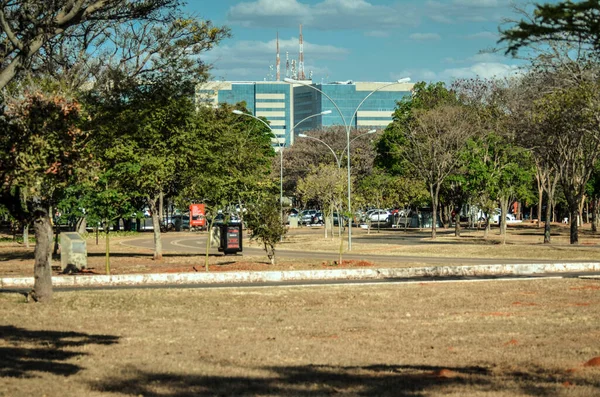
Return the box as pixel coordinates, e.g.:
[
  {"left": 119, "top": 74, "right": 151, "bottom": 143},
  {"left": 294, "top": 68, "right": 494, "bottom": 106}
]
[
  {"left": 23, "top": 223, "right": 30, "bottom": 249},
  {"left": 484, "top": 215, "right": 490, "bottom": 239},
  {"left": 537, "top": 184, "right": 543, "bottom": 228},
  {"left": 592, "top": 198, "right": 599, "bottom": 233},
  {"left": 544, "top": 200, "right": 552, "bottom": 244},
  {"left": 499, "top": 197, "right": 509, "bottom": 236},
  {"left": 578, "top": 195, "right": 586, "bottom": 226},
  {"left": 430, "top": 186, "right": 438, "bottom": 240},
  {"left": 454, "top": 211, "right": 461, "bottom": 237},
  {"left": 149, "top": 196, "right": 163, "bottom": 260},
  {"left": 570, "top": 205, "right": 579, "bottom": 244},
  {"left": 76, "top": 216, "right": 87, "bottom": 234},
  {"left": 32, "top": 209, "right": 53, "bottom": 302},
  {"left": 105, "top": 227, "right": 110, "bottom": 275}
]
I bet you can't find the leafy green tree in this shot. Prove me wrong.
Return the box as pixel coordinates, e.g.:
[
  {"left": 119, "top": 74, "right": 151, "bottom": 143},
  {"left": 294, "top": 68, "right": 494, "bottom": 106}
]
[
  {"left": 377, "top": 82, "right": 476, "bottom": 239},
  {"left": 244, "top": 196, "right": 287, "bottom": 265},
  {"left": 89, "top": 76, "right": 198, "bottom": 260},
  {"left": 297, "top": 163, "right": 347, "bottom": 237},
  {"left": 180, "top": 102, "right": 276, "bottom": 209},
  {"left": 0, "top": 87, "right": 89, "bottom": 301},
  {"left": 533, "top": 82, "right": 600, "bottom": 244}
]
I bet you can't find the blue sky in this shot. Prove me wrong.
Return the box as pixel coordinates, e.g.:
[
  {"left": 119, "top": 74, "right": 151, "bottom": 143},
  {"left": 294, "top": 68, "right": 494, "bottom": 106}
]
[{"left": 186, "top": 0, "right": 541, "bottom": 84}]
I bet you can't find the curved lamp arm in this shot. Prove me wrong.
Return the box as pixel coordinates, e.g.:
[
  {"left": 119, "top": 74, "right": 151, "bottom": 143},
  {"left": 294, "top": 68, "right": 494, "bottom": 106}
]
[
  {"left": 284, "top": 78, "right": 349, "bottom": 130},
  {"left": 298, "top": 133, "right": 341, "bottom": 168}
]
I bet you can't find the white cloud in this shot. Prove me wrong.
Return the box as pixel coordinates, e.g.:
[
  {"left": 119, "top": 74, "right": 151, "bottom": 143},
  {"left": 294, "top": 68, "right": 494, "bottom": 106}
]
[
  {"left": 465, "top": 31, "right": 497, "bottom": 40},
  {"left": 409, "top": 33, "right": 441, "bottom": 41},
  {"left": 426, "top": 0, "right": 513, "bottom": 24},
  {"left": 392, "top": 61, "right": 522, "bottom": 84},
  {"left": 227, "top": 0, "right": 419, "bottom": 30},
  {"left": 439, "top": 62, "right": 522, "bottom": 81},
  {"left": 452, "top": 0, "right": 502, "bottom": 7}
]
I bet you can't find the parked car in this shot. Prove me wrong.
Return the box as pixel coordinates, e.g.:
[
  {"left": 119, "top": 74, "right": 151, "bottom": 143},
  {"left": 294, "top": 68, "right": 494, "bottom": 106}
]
[
  {"left": 299, "top": 209, "right": 318, "bottom": 225},
  {"left": 364, "top": 209, "right": 391, "bottom": 223},
  {"left": 311, "top": 211, "right": 324, "bottom": 225},
  {"left": 491, "top": 209, "right": 518, "bottom": 224}
]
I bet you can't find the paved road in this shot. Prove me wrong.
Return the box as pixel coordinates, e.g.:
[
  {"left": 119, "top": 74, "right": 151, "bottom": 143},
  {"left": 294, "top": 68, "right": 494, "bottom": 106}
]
[{"left": 121, "top": 233, "right": 600, "bottom": 266}]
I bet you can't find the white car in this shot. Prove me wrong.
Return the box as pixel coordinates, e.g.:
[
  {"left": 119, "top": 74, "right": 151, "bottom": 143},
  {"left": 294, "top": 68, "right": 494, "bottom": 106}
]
[
  {"left": 364, "top": 209, "right": 391, "bottom": 223},
  {"left": 491, "top": 209, "right": 518, "bottom": 224}
]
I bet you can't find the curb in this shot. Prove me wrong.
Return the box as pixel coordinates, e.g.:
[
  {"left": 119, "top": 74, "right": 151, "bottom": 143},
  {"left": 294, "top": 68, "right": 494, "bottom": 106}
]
[{"left": 2, "top": 262, "right": 600, "bottom": 289}]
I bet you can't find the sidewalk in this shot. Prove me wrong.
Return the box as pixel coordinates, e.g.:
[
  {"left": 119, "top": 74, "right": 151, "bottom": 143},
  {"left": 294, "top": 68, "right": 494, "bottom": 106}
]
[{"left": 2, "top": 261, "right": 600, "bottom": 289}]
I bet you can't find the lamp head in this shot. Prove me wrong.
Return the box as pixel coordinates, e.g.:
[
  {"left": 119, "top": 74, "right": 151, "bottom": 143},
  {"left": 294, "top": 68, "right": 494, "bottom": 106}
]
[
  {"left": 396, "top": 77, "right": 411, "bottom": 83},
  {"left": 298, "top": 134, "right": 308, "bottom": 138},
  {"left": 367, "top": 129, "right": 377, "bottom": 134},
  {"left": 284, "top": 78, "right": 297, "bottom": 83},
  {"left": 321, "top": 110, "right": 332, "bottom": 115},
  {"left": 232, "top": 110, "right": 244, "bottom": 115}
]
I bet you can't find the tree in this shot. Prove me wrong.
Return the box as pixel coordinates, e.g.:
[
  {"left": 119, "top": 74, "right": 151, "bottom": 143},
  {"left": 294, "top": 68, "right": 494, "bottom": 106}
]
[
  {"left": 0, "top": 0, "right": 185, "bottom": 90},
  {"left": 377, "top": 82, "right": 476, "bottom": 239},
  {"left": 297, "top": 163, "right": 347, "bottom": 237},
  {"left": 0, "top": 86, "right": 89, "bottom": 302},
  {"left": 89, "top": 76, "right": 198, "bottom": 260},
  {"left": 533, "top": 81, "right": 600, "bottom": 244},
  {"left": 500, "top": 1, "right": 600, "bottom": 56},
  {"left": 180, "top": 102, "right": 276, "bottom": 209},
  {"left": 281, "top": 126, "right": 379, "bottom": 199},
  {"left": 244, "top": 196, "right": 287, "bottom": 265}
]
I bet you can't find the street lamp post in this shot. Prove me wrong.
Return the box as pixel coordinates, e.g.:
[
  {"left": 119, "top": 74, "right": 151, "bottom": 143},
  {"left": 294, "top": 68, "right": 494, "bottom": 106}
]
[
  {"left": 232, "top": 109, "right": 332, "bottom": 225},
  {"left": 284, "top": 77, "right": 410, "bottom": 250}
]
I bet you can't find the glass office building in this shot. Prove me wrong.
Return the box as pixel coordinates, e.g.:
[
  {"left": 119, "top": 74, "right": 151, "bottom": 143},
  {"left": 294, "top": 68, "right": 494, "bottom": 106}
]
[{"left": 197, "top": 80, "right": 413, "bottom": 148}]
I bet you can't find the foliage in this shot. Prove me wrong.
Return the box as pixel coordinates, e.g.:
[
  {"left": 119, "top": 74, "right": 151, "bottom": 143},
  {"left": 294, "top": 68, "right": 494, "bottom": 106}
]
[
  {"left": 282, "top": 126, "right": 379, "bottom": 198},
  {"left": 500, "top": 1, "right": 600, "bottom": 56},
  {"left": 244, "top": 196, "right": 287, "bottom": 265},
  {"left": 0, "top": 0, "right": 189, "bottom": 90},
  {"left": 179, "top": 102, "right": 276, "bottom": 209},
  {"left": 297, "top": 164, "right": 347, "bottom": 214},
  {"left": 0, "top": 86, "right": 90, "bottom": 219},
  {"left": 375, "top": 82, "right": 457, "bottom": 176}
]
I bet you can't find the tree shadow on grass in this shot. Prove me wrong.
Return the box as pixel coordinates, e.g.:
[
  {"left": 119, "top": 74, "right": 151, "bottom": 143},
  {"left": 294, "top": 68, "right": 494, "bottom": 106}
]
[
  {"left": 89, "top": 363, "right": 599, "bottom": 396},
  {"left": 0, "top": 325, "right": 119, "bottom": 378},
  {"left": 0, "top": 251, "right": 34, "bottom": 261}
]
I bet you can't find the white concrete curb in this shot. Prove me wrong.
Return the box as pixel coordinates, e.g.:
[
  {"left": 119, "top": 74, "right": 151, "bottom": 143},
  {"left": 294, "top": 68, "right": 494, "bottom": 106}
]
[{"left": 2, "top": 262, "right": 600, "bottom": 289}]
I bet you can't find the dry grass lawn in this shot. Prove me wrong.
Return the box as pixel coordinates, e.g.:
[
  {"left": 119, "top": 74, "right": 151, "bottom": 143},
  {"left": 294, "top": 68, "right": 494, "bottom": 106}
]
[{"left": 1, "top": 278, "right": 600, "bottom": 396}]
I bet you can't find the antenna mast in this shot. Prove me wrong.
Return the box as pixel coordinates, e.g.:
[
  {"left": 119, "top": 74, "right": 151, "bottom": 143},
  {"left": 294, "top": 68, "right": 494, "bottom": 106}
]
[
  {"left": 276, "top": 32, "right": 280, "bottom": 81},
  {"left": 298, "top": 24, "right": 305, "bottom": 80}
]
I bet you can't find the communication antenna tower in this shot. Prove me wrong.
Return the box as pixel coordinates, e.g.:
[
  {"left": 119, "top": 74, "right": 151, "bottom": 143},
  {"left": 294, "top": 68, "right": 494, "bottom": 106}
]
[
  {"left": 285, "top": 52, "right": 290, "bottom": 78},
  {"left": 276, "top": 32, "right": 280, "bottom": 81},
  {"left": 298, "top": 24, "right": 306, "bottom": 80}
]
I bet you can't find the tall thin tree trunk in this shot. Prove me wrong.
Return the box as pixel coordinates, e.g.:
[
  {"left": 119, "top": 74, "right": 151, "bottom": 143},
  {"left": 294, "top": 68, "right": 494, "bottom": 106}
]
[
  {"left": 544, "top": 200, "right": 552, "bottom": 244},
  {"left": 23, "top": 223, "right": 30, "bottom": 249},
  {"left": 32, "top": 209, "right": 53, "bottom": 302},
  {"left": 537, "top": 183, "right": 543, "bottom": 227},
  {"left": 149, "top": 196, "right": 163, "bottom": 260},
  {"left": 592, "top": 198, "right": 599, "bottom": 233},
  {"left": 570, "top": 205, "right": 579, "bottom": 244},
  {"left": 105, "top": 226, "right": 110, "bottom": 275},
  {"left": 430, "top": 185, "right": 437, "bottom": 239},
  {"left": 454, "top": 210, "right": 461, "bottom": 237},
  {"left": 499, "top": 197, "right": 509, "bottom": 236}
]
